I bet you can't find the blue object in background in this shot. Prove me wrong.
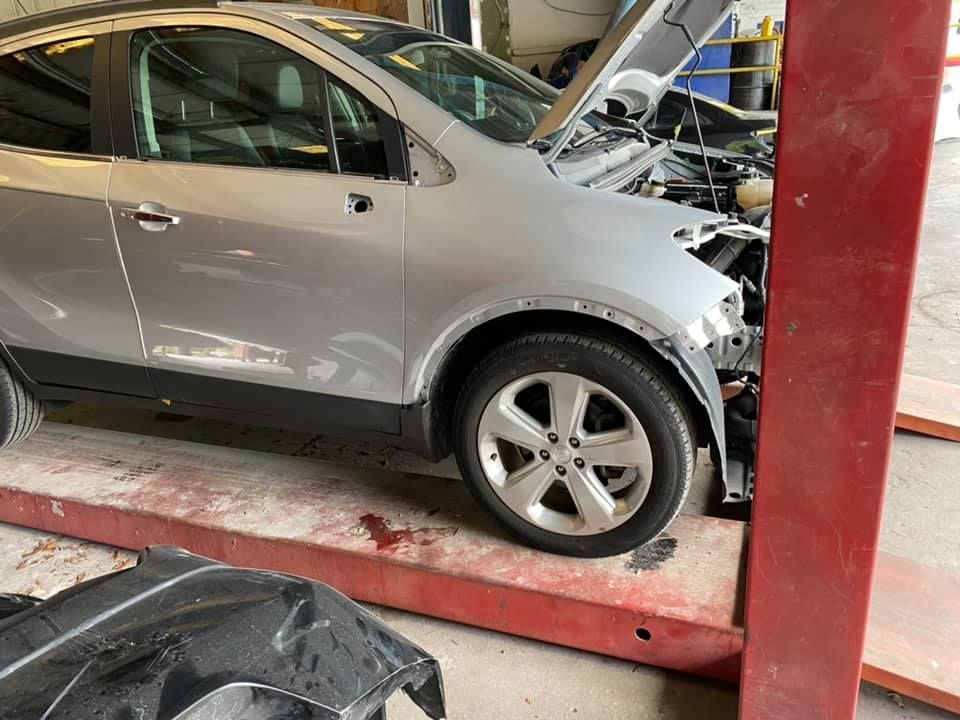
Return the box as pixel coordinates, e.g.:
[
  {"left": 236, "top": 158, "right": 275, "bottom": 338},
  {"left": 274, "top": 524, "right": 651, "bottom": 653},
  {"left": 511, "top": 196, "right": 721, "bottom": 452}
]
[{"left": 674, "top": 14, "right": 733, "bottom": 102}]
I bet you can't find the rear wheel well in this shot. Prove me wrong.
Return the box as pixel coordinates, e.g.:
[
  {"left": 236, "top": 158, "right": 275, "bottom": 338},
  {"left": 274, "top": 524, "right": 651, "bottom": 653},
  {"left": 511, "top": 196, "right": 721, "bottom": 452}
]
[{"left": 427, "top": 310, "right": 710, "bottom": 458}]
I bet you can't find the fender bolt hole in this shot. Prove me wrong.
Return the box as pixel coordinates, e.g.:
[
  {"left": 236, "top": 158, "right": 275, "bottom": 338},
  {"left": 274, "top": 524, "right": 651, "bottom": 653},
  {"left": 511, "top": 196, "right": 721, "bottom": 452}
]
[
  {"left": 490, "top": 453, "right": 497, "bottom": 461},
  {"left": 635, "top": 628, "right": 652, "bottom": 642},
  {"left": 731, "top": 337, "right": 743, "bottom": 347}
]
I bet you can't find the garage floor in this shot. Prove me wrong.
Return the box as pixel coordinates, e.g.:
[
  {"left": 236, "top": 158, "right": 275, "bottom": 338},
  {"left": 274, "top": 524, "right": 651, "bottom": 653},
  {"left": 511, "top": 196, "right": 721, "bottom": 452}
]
[{"left": 3, "top": 141, "right": 959, "bottom": 719}]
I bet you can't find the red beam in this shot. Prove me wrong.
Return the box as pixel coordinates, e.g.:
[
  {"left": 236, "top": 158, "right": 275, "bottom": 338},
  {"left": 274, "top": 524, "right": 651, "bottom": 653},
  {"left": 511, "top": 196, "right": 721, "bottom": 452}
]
[
  {"left": 2, "top": 425, "right": 960, "bottom": 711},
  {"left": 741, "top": 1, "right": 953, "bottom": 718}
]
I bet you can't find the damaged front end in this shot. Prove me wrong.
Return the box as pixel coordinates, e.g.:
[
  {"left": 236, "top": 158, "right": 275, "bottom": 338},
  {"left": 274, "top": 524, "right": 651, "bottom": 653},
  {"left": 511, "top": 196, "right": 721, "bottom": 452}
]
[
  {"left": 0, "top": 546, "right": 446, "bottom": 720},
  {"left": 674, "top": 214, "right": 769, "bottom": 501}
]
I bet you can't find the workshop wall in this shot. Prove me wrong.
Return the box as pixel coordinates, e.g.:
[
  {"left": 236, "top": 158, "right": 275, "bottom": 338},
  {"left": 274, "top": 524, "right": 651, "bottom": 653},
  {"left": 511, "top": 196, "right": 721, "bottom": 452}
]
[{"left": 738, "top": 0, "right": 786, "bottom": 31}]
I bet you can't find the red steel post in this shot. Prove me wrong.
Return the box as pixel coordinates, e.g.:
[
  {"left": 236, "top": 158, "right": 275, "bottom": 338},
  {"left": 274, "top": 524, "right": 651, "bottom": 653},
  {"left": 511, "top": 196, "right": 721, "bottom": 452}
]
[{"left": 740, "top": 2, "right": 952, "bottom": 719}]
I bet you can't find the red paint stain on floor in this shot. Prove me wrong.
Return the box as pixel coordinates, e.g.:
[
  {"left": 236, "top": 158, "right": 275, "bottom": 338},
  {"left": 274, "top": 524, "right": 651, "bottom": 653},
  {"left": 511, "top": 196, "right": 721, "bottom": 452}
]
[{"left": 358, "top": 514, "right": 457, "bottom": 552}]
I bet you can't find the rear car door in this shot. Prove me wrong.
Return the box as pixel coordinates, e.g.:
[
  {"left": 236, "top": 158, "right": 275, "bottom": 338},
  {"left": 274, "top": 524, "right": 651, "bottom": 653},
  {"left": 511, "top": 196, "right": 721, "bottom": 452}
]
[
  {"left": 0, "top": 22, "right": 153, "bottom": 395},
  {"left": 107, "top": 15, "right": 407, "bottom": 433}
]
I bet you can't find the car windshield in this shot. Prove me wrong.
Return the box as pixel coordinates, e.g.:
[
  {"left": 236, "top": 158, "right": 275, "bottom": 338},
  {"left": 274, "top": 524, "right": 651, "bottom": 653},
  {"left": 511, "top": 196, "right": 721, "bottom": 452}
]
[{"left": 289, "top": 15, "right": 557, "bottom": 143}]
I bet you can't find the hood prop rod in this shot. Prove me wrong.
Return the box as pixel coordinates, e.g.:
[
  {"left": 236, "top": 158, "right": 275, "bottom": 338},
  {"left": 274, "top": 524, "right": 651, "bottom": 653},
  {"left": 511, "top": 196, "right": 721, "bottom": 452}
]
[{"left": 664, "top": 2, "right": 722, "bottom": 214}]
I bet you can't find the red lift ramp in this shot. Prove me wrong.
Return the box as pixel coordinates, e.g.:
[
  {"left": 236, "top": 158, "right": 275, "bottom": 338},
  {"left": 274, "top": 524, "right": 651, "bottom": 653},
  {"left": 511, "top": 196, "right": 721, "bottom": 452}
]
[
  {"left": 1, "top": 423, "right": 959, "bottom": 712},
  {"left": 0, "top": 424, "right": 747, "bottom": 682},
  {"left": 897, "top": 374, "right": 960, "bottom": 442}
]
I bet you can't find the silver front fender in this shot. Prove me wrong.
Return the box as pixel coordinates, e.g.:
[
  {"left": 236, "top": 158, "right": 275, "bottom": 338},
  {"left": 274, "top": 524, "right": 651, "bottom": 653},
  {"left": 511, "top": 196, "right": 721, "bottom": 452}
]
[{"left": 650, "top": 334, "right": 743, "bottom": 502}]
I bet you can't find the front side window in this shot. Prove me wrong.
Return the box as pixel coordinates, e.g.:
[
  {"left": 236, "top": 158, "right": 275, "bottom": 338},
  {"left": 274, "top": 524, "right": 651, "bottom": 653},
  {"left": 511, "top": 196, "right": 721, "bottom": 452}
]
[
  {"left": 0, "top": 36, "right": 96, "bottom": 153},
  {"left": 294, "top": 16, "right": 556, "bottom": 143},
  {"left": 130, "top": 27, "right": 389, "bottom": 176},
  {"left": 327, "top": 77, "right": 388, "bottom": 176}
]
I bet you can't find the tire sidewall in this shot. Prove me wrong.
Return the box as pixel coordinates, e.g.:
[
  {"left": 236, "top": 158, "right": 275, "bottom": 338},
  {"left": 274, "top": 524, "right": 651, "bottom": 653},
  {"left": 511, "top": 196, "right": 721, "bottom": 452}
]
[{"left": 455, "top": 337, "right": 694, "bottom": 557}]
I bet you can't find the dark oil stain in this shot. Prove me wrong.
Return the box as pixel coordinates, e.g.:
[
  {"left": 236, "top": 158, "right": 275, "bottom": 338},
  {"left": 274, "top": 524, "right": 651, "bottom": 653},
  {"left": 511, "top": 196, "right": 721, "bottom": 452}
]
[
  {"left": 625, "top": 537, "right": 678, "bottom": 574},
  {"left": 358, "top": 514, "right": 457, "bottom": 552}
]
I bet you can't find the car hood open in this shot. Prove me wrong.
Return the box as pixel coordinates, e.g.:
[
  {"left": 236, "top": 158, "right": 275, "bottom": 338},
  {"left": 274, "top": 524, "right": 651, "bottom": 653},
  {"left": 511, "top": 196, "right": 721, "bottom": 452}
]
[{"left": 528, "top": 0, "right": 734, "bottom": 146}]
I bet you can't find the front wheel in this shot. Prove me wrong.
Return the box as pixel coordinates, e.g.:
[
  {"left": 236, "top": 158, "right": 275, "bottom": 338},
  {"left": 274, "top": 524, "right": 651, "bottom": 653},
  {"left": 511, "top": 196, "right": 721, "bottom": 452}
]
[
  {"left": 453, "top": 333, "right": 695, "bottom": 558},
  {"left": 0, "top": 355, "right": 43, "bottom": 449}
]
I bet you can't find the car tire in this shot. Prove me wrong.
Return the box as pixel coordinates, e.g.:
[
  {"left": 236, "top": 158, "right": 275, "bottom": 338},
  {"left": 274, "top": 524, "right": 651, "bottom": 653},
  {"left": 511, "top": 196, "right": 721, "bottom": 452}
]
[
  {"left": 0, "top": 355, "right": 44, "bottom": 449},
  {"left": 454, "top": 332, "right": 695, "bottom": 558}
]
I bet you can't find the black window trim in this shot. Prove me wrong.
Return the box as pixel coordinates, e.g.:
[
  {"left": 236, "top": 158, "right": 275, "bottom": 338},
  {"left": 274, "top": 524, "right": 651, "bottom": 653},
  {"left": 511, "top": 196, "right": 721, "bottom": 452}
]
[
  {"left": 108, "top": 21, "right": 407, "bottom": 181},
  {"left": 0, "top": 25, "right": 113, "bottom": 159}
]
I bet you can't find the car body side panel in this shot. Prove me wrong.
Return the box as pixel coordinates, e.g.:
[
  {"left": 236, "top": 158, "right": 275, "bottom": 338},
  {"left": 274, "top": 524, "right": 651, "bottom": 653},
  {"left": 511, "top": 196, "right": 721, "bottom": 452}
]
[
  {"left": 109, "top": 161, "right": 407, "bottom": 405},
  {"left": 401, "top": 122, "right": 737, "bottom": 405},
  {"left": 0, "top": 150, "right": 149, "bottom": 385}
]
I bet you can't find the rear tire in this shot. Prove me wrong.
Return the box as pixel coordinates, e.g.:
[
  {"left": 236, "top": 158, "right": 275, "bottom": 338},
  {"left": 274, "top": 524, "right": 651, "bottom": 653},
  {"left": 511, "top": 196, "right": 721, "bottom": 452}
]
[
  {"left": 0, "top": 354, "right": 43, "bottom": 449},
  {"left": 453, "top": 332, "right": 695, "bottom": 558}
]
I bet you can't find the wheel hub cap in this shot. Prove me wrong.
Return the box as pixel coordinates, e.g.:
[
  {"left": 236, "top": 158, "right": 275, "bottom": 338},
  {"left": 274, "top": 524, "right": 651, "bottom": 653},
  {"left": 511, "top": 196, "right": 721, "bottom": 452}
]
[{"left": 476, "top": 372, "right": 654, "bottom": 536}]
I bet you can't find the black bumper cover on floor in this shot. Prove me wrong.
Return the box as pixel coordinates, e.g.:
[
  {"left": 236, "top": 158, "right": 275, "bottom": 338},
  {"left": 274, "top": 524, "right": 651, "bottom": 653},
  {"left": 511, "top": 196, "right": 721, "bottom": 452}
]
[{"left": 0, "top": 546, "right": 445, "bottom": 720}]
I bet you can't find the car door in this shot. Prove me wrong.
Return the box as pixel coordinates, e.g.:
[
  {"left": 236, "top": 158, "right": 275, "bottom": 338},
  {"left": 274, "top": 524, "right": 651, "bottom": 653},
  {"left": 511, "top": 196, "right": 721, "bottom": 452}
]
[
  {"left": 0, "top": 22, "right": 153, "bottom": 395},
  {"left": 107, "top": 15, "right": 407, "bottom": 433}
]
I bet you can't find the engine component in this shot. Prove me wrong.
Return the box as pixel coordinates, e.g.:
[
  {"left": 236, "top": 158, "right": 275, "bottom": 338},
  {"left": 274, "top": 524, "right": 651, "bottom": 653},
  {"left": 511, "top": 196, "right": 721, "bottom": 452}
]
[
  {"left": 708, "top": 325, "right": 762, "bottom": 374},
  {"left": 724, "top": 384, "right": 758, "bottom": 501},
  {"left": 736, "top": 176, "right": 775, "bottom": 210}
]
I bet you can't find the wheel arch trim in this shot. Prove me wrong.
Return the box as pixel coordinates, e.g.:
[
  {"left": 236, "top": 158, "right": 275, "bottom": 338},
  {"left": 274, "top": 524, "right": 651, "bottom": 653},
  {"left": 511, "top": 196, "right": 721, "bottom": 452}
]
[
  {"left": 409, "top": 301, "right": 730, "bottom": 496},
  {"left": 408, "top": 295, "right": 676, "bottom": 406}
]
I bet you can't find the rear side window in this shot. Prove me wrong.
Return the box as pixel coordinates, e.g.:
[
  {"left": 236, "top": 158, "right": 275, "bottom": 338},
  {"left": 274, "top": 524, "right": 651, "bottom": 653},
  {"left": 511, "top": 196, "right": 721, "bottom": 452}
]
[
  {"left": 129, "top": 26, "right": 390, "bottom": 178},
  {"left": 0, "top": 36, "right": 96, "bottom": 153}
]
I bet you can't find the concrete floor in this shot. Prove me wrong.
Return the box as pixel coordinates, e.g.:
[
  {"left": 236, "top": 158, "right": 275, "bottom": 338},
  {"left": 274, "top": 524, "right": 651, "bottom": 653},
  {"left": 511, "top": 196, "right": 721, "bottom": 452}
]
[{"left": 2, "top": 141, "right": 959, "bottom": 718}]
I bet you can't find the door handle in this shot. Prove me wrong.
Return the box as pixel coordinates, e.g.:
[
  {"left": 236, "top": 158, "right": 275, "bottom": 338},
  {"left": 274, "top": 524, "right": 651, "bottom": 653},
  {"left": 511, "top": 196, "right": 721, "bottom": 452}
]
[
  {"left": 120, "top": 202, "right": 181, "bottom": 232},
  {"left": 345, "top": 193, "right": 373, "bottom": 215}
]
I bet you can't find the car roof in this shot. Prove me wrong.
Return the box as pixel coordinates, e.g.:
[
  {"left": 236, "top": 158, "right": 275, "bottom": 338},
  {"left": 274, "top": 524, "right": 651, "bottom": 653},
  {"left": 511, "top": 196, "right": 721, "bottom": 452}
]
[{"left": 0, "top": 0, "right": 403, "bottom": 43}]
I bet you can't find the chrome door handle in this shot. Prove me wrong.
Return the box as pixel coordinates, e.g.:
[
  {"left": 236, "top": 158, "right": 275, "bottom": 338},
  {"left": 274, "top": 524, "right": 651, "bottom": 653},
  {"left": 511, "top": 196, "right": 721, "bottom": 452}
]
[{"left": 120, "top": 202, "right": 181, "bottom": 232}]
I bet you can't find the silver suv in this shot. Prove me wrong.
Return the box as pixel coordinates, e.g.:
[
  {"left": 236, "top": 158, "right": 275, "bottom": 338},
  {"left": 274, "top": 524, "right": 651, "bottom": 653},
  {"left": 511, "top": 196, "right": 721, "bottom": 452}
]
[{"left": 0, "top": 0, "right": 766, "bottom": 557}]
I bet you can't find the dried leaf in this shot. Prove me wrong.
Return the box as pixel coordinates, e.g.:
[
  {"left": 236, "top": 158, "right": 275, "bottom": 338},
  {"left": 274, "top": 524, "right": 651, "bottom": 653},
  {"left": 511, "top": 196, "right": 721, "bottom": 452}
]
[
  {"left": 887, "top": 692, "right": 905, "bottom": 709},
  {"left": 20, "top": 537, "right": 59, "bottom": 559}
]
